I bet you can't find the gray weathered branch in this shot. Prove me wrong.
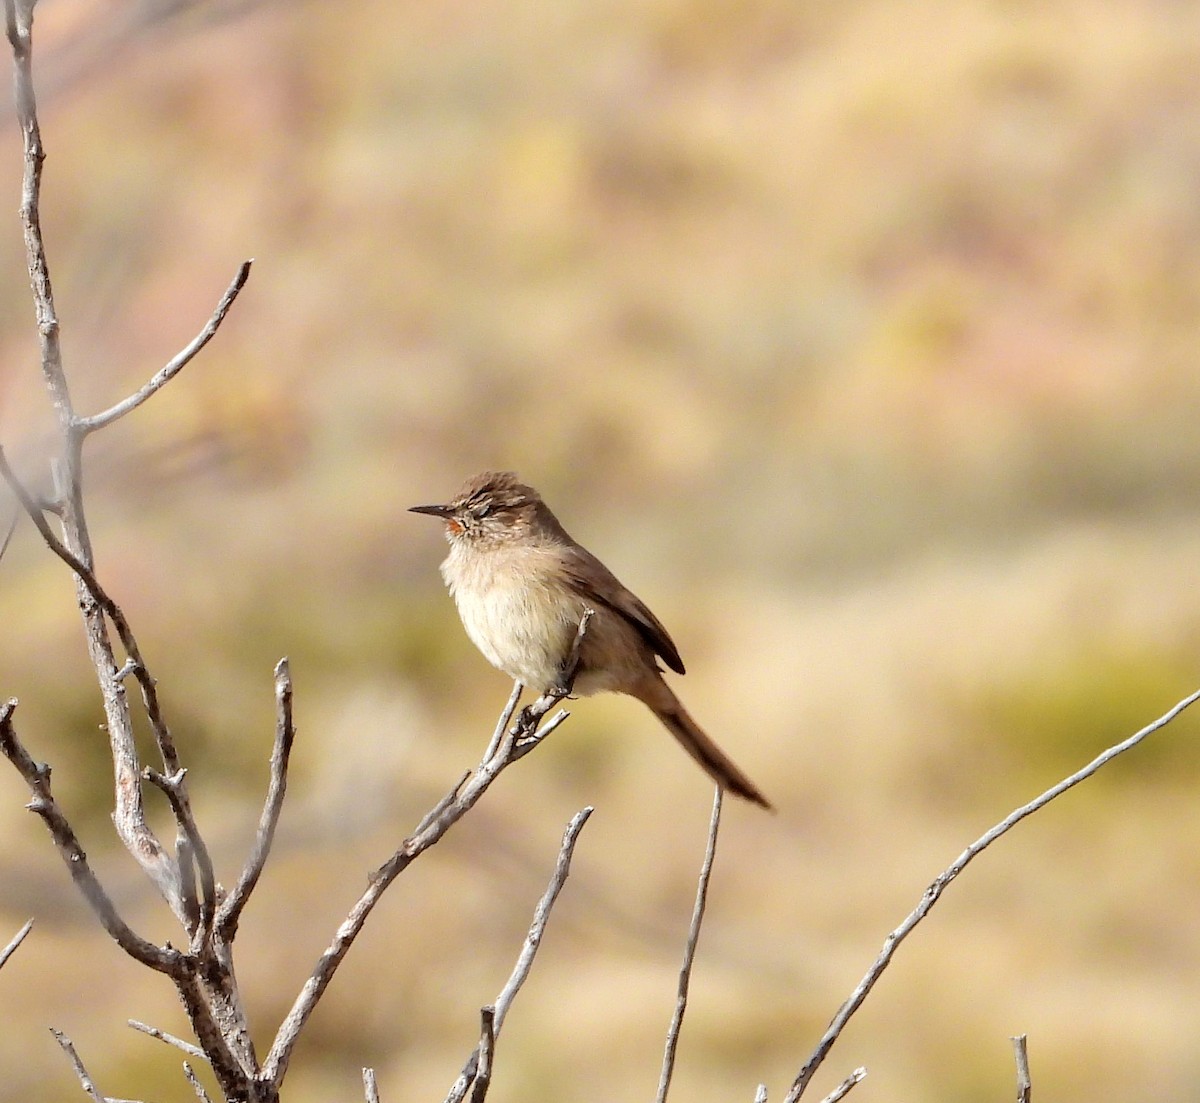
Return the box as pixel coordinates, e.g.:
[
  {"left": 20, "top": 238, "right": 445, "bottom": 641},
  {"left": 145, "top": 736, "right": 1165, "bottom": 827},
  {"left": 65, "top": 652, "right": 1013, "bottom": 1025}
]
[
  {"left": 77, "top": 260, "right": 252, "bottom": 435},
  {"left": 215, "top": 658, "right": 295, "bottom": 942},
  {"left": 444, "top": 807, "right": 594, "bottom": 1103},
  {"left": 1012, "top": 1035, "right": 1031, "bottom": 1103},
  {"left": 0, "top": 916, "right": 33, "bottom": 971},
  {"left": 785, "top": 686, "right": 1200, "bottom": 1100},
  {"left": 656, "top": 786, "right": 723, "bottom": 1103}
]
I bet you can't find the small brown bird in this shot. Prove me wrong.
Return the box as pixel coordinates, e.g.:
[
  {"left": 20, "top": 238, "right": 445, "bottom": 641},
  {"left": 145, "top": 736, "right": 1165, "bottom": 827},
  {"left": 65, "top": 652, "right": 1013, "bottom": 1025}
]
[{"left": 410, "top": 471, "right": 771, "bottom": 808}]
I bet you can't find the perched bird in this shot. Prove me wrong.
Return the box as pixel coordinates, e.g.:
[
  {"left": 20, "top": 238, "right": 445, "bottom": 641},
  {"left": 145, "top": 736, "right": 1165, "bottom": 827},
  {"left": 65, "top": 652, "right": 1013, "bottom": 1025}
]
[{"left": 410, "top": 471, "right": 771, "bottom": 808}]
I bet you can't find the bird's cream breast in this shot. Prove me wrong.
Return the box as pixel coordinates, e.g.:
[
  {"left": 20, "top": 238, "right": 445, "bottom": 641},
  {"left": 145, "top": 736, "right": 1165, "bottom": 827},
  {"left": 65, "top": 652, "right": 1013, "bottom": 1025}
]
[{"left": 441, "top": 541, "right": 581, "bottom": 688}]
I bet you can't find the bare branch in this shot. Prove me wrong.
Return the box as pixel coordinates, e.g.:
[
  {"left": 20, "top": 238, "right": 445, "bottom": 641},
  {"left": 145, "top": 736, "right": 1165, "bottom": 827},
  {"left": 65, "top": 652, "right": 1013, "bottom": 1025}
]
[
  {"left": 0, "top": 506, "right": 16, "bottom": 564},
  {"left": 0, "top": 916, "right": 33, "bottom": 970},
  {"left": 50, "top": 1029, "right": 105, "bottom": 1103},
  {"left": 754, "top": 1086, "right": 767, "bottom": 1103},
  {"left": 215, "top": 657, "right": 295, "bottom": 941},
  {"left": 785, "top": 686, "right": 1200, "bottom": 1101},
  {"left": 145, "top": 766, "right": 216, "bottom": 941},
  {"left": 494, "top": 806, "right": 592, "bottom": 1033},
  {"left": 0, "top": 448, "right": 183, "bottom": 777},
  {"left": 128, "top": 1018, "right": 208, "bottom": 1061},
  {"left": 0, "top": 446, "right": 183, "bottom": 910},
  {"left": 172, "top": 974, "right": 252, "bottom": 1096},
  {"left": 5, "top": 0, "right": 73, "bottom": 430},
  {"left": 183, "top": 1062, "right": 214, "bottom": 1103},
  {"left": 819, "top": 1069, "right": 866, "bottom": 1103},
  {"left": 656, "top": 787, "right": 722, "bottom": 1103},
  {"left": 263, "top": 617, "right": 593, "bottom": 1088},
  {"left": 176, "top": 832, "right": 200, "bottom": 934},
  {"left": 412, "top": 770, "right": 470, "bottom": 836},
  {"left": 363, "top": 1067, "right": 381, "bottom": 1103},
  {"left": 445, "top": 807, "right": 594, "bottom": 1103},
  {"left": 468, "top": 1008, "right": 496, "bottom": 1103},
  {"left": 0, "top": 700, "right": 190, "bottom": 977},
  {"left": 77, "top": 260, "right": 253, "bottom": 435},
  {"left": 483, "top": 681, "right": 523, "bottom": 761},
  {"left": 1012, "top": 1035, "right": 1031, "bottom": 1103}
]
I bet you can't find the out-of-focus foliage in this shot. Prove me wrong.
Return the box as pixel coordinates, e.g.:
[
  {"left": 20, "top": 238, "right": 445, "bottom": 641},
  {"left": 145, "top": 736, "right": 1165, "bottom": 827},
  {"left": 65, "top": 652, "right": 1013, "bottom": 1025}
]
[{"left": 1, "top": 0, "right": 1200, "bottom": 1100}]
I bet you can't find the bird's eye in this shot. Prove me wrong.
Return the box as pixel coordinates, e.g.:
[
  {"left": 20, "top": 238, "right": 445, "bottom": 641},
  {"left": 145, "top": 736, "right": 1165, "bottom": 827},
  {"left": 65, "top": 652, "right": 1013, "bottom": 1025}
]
[{"left": 475, "top": 504, "right": 493, "bottom": 519}]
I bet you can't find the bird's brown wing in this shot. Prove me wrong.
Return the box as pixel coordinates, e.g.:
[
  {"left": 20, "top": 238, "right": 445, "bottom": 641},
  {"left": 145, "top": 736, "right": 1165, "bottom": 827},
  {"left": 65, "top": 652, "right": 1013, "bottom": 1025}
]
[{"left": 560, "top": 543, "right": 686, "bottom": 675}]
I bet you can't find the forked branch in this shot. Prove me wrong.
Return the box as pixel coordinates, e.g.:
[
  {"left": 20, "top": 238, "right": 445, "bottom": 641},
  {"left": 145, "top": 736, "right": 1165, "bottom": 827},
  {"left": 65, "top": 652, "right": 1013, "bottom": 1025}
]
[
  {"left": 785, "top": 686, "right": 1200, "bottom": 1100},
  {"left": 444, "top": 807, "right": 594, "bottom": 1103},
  {"left": 0, "top": 699, "right": 191, "bottom": 978},
  {"left": 77, "top": 260, "right": 252, "bottom": 434},
  {"left": 261, "top": 621, "right": 590, "bottom": 1089}
]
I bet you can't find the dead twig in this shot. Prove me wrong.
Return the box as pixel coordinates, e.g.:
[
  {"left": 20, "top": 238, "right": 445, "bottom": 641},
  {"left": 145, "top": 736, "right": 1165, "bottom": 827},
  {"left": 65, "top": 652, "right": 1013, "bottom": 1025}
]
[
  {"left": 467, "top": 1008, "right": 496, "bottom": 1103},
  {"left": 183, "top": 1062, "right": 214, "bottom": 1103},
  {"left": 183, "top": 1065, "right": 214, "bottom": 1103},
  {"left": 0, "top": 916, "right": 33, "bottom": 971},
  {"left": 819, "top": 1068, "right": 866, "bottom": 1103},
  {"left": 0, "top": 700, "right": 190, "bottom": 977},
  {"left": 77, "top": 260, "right": 252, "bottom": 434},
  {"left": 50, "top": 1029, "right": 106, "bottom": 1103},
  {"left": 1012, "top": 1035, "right": 1031, "bottom": 1103},
  {"left": 656, "top": 786, "right": 723, "bottom": 1103},
  {"left": 263, "top": 616, "right": 593, "bottom": 1089},
  {"left": 215, "top": 658, "right": 295, "bottom": 942},
  {"left": 0, "top": 507, "right": 16, "bottom": 563},
  {"left": 483, "top": 681, "right": 524, "bottom": 762},
  {"left": 785, "top": 686, "right": 1200, "bottom": 1101},
  {"left": 0, "top": 444, "right": 185, "bottom": 912},
  {"left": 445, "top": 807, "right": 594, "bottom": 1103},
  {"left": 144, "top": 766, "right": 217, "bottom": 942},
  {"left": 127, "top": 1018, "right": 208, "bottom": 1062},
  {"left": 363, "top": 1067, "right": 381, "bottom": 1103}
]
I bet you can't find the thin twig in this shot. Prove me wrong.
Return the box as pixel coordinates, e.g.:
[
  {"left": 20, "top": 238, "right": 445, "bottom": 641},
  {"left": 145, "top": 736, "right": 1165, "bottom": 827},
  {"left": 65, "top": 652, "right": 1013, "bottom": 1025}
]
[
  {"left": 128, "top": 1018, "right": 209, "bottom": 1061},
  {"left": 0, "top": 506, "right": 16, "bottom": 563},
  {"left": 264, "top": 616, "right": 594, "bottom": 1089},
  {"left": 484, "top": 681, "right": 523, "bottom": 761},
  {"left": 468, "top": 1008, "right": 496, "bottom": 1103},
  {"left": 183, "top": 1062, "right": 214, "bottom": 1103},
  {"left": 0, "top": 446, "right": 183, "bottom": 909},
  {"left": 176, "top": 831, "right": 200, "bottom": 934},
  {"left": 215, "top": 657, "right": 295, "bottom": 941},
  {"left": 413, "top": 770, "right": 471, "bottom": 836},
  {"left": 494, "top": 807, "right": 593, "bottom": 1034},
  {"left": 819, "top": 1068, "right": 866, "bottom": 1103},
  {"left": 144, "top": 766, "right": 216, "bottom": 941},
  {"left": 445, "top": 807, "right": 594, "bottom": 1103},
  {"left": 656, "top": 787, "right": 723, "bottom": 1103},
  {"left": 78, "top": 260, "right": 253, "bottom": 434},
  {"left": 0, "top": 916, "right": 33, "bottom": 970},
  {"left": 6, "top": 0, "right": 190, "bottom": 923},
  {"left": 1012, "top": 1035, "right": 1031, "bottom": 1103},
  {"left": 50, "top": 1029, "right": 105, "bottom": 1103},
  {"left": 363, "top": 1067, "right": 381, "bottom": 1103},
  {"left": 5, "top": 0, "right": 71, "bottom": 427},
  {"left": 785, "top": 686, "right": 1200, "bottom": 1101},
  {"left": 0, "top": 445, "right": 184, "bottom": 777},
  {"left": 0, "top": 700, "right": 190, "bottom": 977}
]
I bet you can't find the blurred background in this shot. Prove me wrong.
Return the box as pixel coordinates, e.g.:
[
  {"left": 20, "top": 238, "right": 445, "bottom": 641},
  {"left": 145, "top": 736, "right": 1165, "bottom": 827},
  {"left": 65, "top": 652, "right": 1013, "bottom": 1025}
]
[{"left": 0, "top": 0, "right": 1199, "bottom": 1099}]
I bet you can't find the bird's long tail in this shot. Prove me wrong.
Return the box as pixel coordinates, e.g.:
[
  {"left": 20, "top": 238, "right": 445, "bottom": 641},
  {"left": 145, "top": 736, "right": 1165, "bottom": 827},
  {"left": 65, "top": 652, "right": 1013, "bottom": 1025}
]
[{"left": 640, "top": 679, "right": 772, "bottom": 809}]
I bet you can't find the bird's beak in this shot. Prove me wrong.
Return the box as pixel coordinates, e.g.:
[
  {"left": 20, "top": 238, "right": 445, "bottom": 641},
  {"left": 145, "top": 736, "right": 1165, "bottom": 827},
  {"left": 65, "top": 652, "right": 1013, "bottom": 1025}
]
[{"left": 408, "top": 503, "right": 454, "bottom": 519}]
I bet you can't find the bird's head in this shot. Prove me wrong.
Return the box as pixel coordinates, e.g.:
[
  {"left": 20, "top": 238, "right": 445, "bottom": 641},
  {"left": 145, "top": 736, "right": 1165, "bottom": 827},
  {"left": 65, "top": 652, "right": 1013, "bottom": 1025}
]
[{"left": 409, "top": 471, "right": 544, "bottom": 546}]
